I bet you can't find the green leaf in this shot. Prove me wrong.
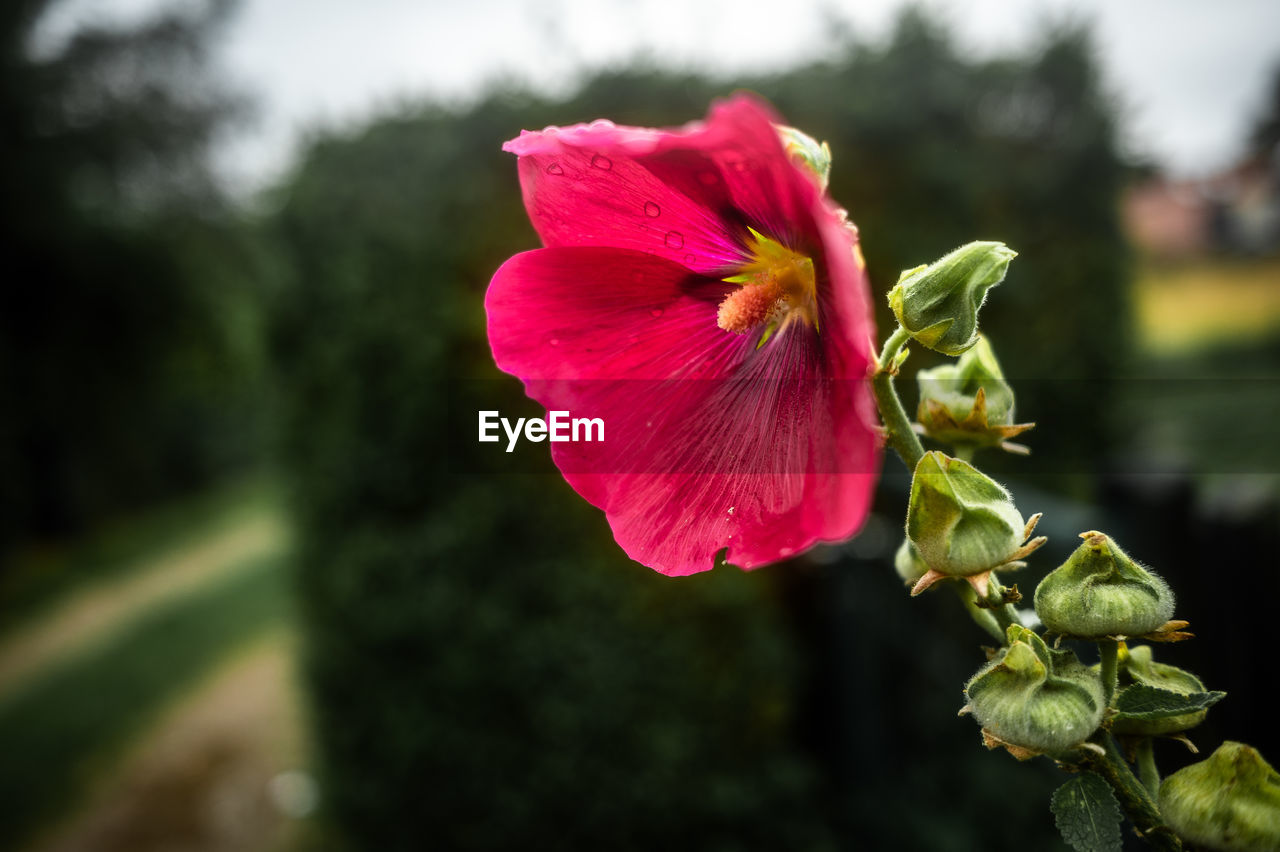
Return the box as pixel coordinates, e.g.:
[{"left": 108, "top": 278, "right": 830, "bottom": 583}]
[
  {"left": 1113, "top": 684, "right": 1226, "bottom": 719},
  {"left": 1051, "top": 771, "right": 1123, "bottom": 852}
]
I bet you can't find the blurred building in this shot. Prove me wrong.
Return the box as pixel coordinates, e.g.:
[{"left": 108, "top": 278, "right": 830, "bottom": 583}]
[{"left": 1123, "top": 152, "right": 1280, "bottom": 258}]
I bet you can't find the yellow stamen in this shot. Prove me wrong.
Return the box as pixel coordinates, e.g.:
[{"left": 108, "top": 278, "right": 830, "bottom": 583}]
[{"left": 716, "top": 228, "right": 817, "bottom": 338}]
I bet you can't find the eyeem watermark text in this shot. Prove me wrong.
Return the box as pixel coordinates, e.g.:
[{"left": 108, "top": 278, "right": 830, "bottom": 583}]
[{"left": 478, "top": 410, "right": 604, "bottom": 453}]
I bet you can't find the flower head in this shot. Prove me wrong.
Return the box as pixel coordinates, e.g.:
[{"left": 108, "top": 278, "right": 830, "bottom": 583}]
[
  {"left": 1033, "top": 531, "right": 1174, "bottom": 639},
  {"left": 905, "top": 451, "right": 1045, "bottom": 597},
  {"left": 888, "top": 241, "right": 1015, "bottom": 356},
  {"left": 964, "top": 624, "right": 1105, "bottom": 757},
  {"left": 915, "top": 334, "right": 1034, "bottom": 450},
  {"left": 486, "top": 95, "right": 880, "bottom": 575},
  {"left": 1159, "top": 742, "right": 1280, "bottom": 852}
]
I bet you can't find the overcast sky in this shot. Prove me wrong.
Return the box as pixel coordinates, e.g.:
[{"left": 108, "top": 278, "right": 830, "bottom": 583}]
[{"left": 38, "top": 0, "right": 1280, "bottom": 192}]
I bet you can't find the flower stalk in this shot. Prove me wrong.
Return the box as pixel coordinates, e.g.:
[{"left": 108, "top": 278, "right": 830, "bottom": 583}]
[
  {"left": 1089, "top": 733, "right": 1184, "bottom": 851},
  {"left": 981, "top": 574, "right": 1023, "bottom": 640},
  {"left": 954, "top": 582, "right": 1005, "bottom": 643},
  {"left": 1136, "top": 738, "right": 1161, "bottom": 798},
  {"left": 873, "top": 325, "right": 925, "bottom": 471},
  {"left": 1099, "top": 637, "right": 1120, "bottom": 708},
  {"left": 867, "top": 247, "right": 1203, "bottom": 849}
]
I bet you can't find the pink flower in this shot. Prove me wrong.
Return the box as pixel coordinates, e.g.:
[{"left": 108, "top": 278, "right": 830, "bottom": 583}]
[{"left": 486, "top": 94, "right": 880, "bottom": 576}]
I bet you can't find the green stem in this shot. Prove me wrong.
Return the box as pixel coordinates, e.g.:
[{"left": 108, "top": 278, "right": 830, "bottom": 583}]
[
  {"left": 1088, "top": 733, "right": 1182, "bottom": 851},
  {"left": 953, "top": 445, "right": 975, "bottom": 463},
  {"left": 967, "top": 570, "right": 1018, "bottom": 637},
  {"left": 1136, "top": 738, "right": 1161, "bottom": 798},
  {"left": 1098, "top": 638, "right": 1119, "bottom": 708},
  {"left": 872, "top": 326, "right": 925, "bottom": 472},
  {"left": 954, "top": 583, "right": 1005, "bottom": 643},
  {"left": 982, "top": 572, "right": 1021, "bottom": 638}
]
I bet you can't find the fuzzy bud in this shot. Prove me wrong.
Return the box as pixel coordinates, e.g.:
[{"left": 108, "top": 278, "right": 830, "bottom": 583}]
[
  {"left": 1111, "top": 644, "right": 1210, "bottom": 736},
  {"left": 888, "top": 241, "right": 1016, "bottom": 356},
  {"left": 906, "top": 451, "right": 1045, "bottom": 596},
  {"left": 1034, "top": 532, "right": 1174, "bottom": 639},
  {"left": 775, "top": 125, "right": 832, "bottom": 190},
  {"left": 894, "top": 538, "right": 930, "bottom": 586},
  {"left": 964, "top": 624, "right": 1105, "bottom": 755},
  {"left": 916, "top": 334, "right": 1033, "bottom": 448},
  {"left": 1159, "top": 741, "right": 1280, "bottom": 852}
]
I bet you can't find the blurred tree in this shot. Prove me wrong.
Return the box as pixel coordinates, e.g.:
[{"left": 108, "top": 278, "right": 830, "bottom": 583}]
[
  {"left": 1248, "top": 60, "right": 1280, "bottom": 158},
  {"left": 0, "top": 0, "right": 260, "bottom": 557}
]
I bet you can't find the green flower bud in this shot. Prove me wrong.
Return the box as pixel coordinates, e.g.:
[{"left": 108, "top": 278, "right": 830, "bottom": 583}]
[
  {"left": 1033, "top": 532, "right": 1174, "bottom": 639},
  {"left": 964, "top": 624, "right": 1105, "bottom": 756},
  {"left": 894, "top": 538, "right": 930, "bottom": 586},
  {"left": 1111, "top": 644, "right": 1210, "bottom": 736},
  {"left": 906, "top": 451, "right": 1045, "bottom": 596},
  {"left": 888, "top": 241, "right": 1016, "bottom": 356},
  {"left": 916, "top": 334, "right": 1034, "bottom": 449},
  {"left": 1159, "top": 741, "right": 1280, "bottom": 852},
  {"left": 775, "top": 125, "right": 832, "bottom": 190}
]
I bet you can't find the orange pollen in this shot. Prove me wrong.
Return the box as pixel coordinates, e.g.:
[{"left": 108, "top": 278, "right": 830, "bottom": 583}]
[
  {"left": 717, "top": 278, "right": 784, "bottom": 334},
  {"left": 715, "top": 229, "right": 817, "bottom": 336}
]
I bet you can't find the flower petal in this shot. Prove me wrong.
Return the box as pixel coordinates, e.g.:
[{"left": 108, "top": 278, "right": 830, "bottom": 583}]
[
  {"left": 509, "top": 127, "right": 748, "bottom": 276},
  {"left": 486, "top": 246, "right": 878, "bottom": 575},
  {"left": 675, "top": 95, "right": 823, "bottom": 251},
  {"left": 812, "top": 196, "right": 879, "bottom": 379},
  {"left": 506, "top": 93, "right": 826, "bottom": 276}
]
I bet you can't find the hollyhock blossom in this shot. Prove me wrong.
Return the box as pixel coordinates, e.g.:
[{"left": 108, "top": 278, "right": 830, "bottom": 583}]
[{"left": 486, "top": 94, "right": 880, "bottom": 576}]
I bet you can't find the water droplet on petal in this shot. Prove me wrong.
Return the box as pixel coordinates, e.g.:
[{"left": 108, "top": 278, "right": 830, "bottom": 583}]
[
  {"left": 779, "top": 546, "right": 794, "bottom": 557},
  {"left": 650, "top": 308, "right": 663, "bottom": 317},
  {"left": 591, "top": 154, "right": 612, "bottom": 170},
  {"left": 548, "top": 338, "right": 560, "bottom": 347},
  {"left": 643, "top": 201, "right": 660, "bottom": 218},
  {"left": 683, "top": 253, "right": 696, "bottom": 265},
  {"left": 664, "top": 231, "right": 684, "bottom": 249},
  {"left": 545, "top": 163, "right": 564, "bottom": 175}
]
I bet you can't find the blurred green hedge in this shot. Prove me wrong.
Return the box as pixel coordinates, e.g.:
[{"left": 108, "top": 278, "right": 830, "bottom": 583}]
[{"left": 267, "top": 96, "right": 840, "bottom": 851}]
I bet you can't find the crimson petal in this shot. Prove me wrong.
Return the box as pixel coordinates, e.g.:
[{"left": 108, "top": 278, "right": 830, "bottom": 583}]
[{"left": 487, "top": 247, "right": 877, "bottom": 575}]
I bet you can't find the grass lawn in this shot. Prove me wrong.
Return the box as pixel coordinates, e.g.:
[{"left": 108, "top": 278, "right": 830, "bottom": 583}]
[
  {"left": 1125, "top": 255, "right": 1280, "bottom": 485},
  {"left": 1134, "top": 254, "right": 1280, "bottom": 354}
]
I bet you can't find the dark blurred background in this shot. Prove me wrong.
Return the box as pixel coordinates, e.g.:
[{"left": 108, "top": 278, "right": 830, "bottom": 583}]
[{"left": 2, "top": 1, "right": 1279, "bottom": 850}]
